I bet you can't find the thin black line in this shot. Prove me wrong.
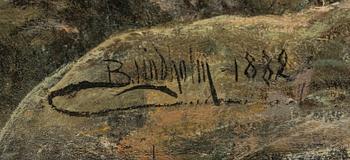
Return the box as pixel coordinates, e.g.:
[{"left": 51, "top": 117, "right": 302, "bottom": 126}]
[
  {"left": 189, "top": 47, "right": 194, "bottom": 84},
  {"left": 170, "top": 62, "right": 174, "bottom": 82},
  {"left": 48, "top": 81, "right": 129, "bottom": 104},
  {"left": 114, "top": 84, "right": 178, "bottom": 98},
  {"left": 172, "top": 61, "right": 183, "bottom": 94},
  {"left": 107, "top": 65, "right": 112, "bottom": 83},
  {"left": 299, "top": 82, "right": 306, "bottom": 104},
  {"left": 168, "top": 45, "right": 173, "bottom": 81},
  {"left": 50, "top": 101, "right": 183, "bottom": 117},
  {"left": 143, "top": 59, "right": 148, "bottom": 80},
  {"left": 206, "top": 62, "right": 220, "bottom": 106},
  {"left": 48, "top": 77, "right": 249, "bottom": 118},
  {"left": 197, "top": 60, "right": 201, "bottom": 83},
  {"left": 180, "top": 60, "right": 187, "bottom": 81},
  {"left": 149, "top": 60, "right": 154, "bottom": 80},
  {"left": 151, "top": 59, "right": 158, "bottom": 80},
  {"left": 47, "top": 81, "right": 180, "bottom": 117},
  {"left": 153, "top": 44, "right": 167, "bottom": 80},
  {"left": 179, "top": 62, "right": 184, "bottom": 80},
  {"left": 134, "top": 60, "right": 140, "bottom": 84},
  {"left": 235, "top": 58, "right": 238, "bottom": 82},
  {"left": 152, "top": 145, "right": 156, "bottom": 160}
]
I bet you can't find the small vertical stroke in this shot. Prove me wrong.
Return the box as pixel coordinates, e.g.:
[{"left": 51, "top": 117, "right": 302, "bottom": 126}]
[
  {"left": 179, "top": 62, "right": 184, "bottom": 80},
  {"left": 143, "top": 59, "right": 148, "bottom": 80},
  {"left": 235, "top": 58, "right": 238, "bottom": 82},
  {"left": 169, "top": 63, "right": 174, "bottom": 82},
  {"left": 262, "top": 50, "right": 274, "bottom": 86},
  {"left": 201, "top": 61, "right": 206, "bottom": 82},
  {"left": 168, "top": 45, "right": 173, "bottom": 82},
  {"left": 179, "top": 60, "right": 187, "bottom": 81},
  {"left": 299, "top": 82, "right": 306, "bottom": 105},
  {"left": 153, "top": 44, "right": 167, "bottom": 80},
  {"left": 189, "top": 47, "right": 195, "bottom": 84},
  {"left": 151, "top": 59, "right": 158, "bottom": 80},
  {"left": 152, "top": 145, "right": 156, "bottom": 160},
  {"left": 149, "top": 60, "right": 154, "bottom": 80},
  {"left": 197, "top": 60, "right": 201, "bottom": 83},
  {"left": 161, "top": 58, "right": 167, "bottom": 80},
  {"left": 134, "top": 60, "right": 140, "bottom": 84},
  {"left": 275, "top": 49, "right": 289, "bottom": 80},
  {"left": 142, "top": 48, "right": 148, "bottom": 81},
  {"left": 206, "top": 62, "right": 220, "bottom": 106},
  {"left": 172, "top": 61, "right": 183, "bottom": 94},
  {"left": 106, "top": 65, "right": 112, "bottom": 83}
]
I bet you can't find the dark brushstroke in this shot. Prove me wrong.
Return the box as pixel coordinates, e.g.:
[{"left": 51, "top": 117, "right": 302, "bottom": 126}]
[
  {"left": 169, "top": 62, "right": 174, "bottom": 82},
  {"left": 153, "top": 44, "right": 167, "bottom": 80},
  {"left": 179, "top": 60, "right": 187, "bottom": 81},
  {"left": 172, "top": 61, "right": 183, "bottom": 94},
  {"left": 299, "top": 82, "right": 306, "bottom": 105},
  {"left": 262, "top": 50, "right": 274, "bottom": 86},
  {"left": 189, "top": 47, "right": 195, "bottom": 84},
  {"left": 47, "top": 81, "right": 180, "bottom": 117},
  {"left": 104, "top": 59, "right": 131, "bottom": 83},
  {"left": 244, "top": 52, "right": 257, "bottom": 79},
  {"left": 48, "top": 81, "right": 129, "bottom": 105},
  {"left": 150, "top": 59, "right": 158, "bottom": 80},
  {"left": 114, "top": 84, "right": 178, "bottom": 98},
  {"left": 50, "top": 100, "right": 184, "bottom": 117},
  {"left": 275, "top": 49, "right": 290, "bottom": 80},
  {"left": 134, "top": 60, "right": 140, "bottom": 84},
  {"left": 235, "top": 58, "right": 238, "bottom": 82},
  {"left": 149, "top": 60, "right": 154, "bottom": 80},
  {"left": 197, "top": 60, "right": 201, "bottom": 83},
  {"left": 143, "top": 59, "right": 148, "bottom": 80},
  {"left": 206, "top": 62, "right": 220, "bottom": 106},
  {"left": 106, "top": 65, "right": 112, "bottom": 83}
]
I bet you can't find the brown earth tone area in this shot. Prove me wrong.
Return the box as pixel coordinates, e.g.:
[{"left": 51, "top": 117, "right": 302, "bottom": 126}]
[
  {"left": 0, "top": 0, "right": 341, "bottom": 129},
  {"left": 1, "top": 0, "right": 350, "bottom": 159}
]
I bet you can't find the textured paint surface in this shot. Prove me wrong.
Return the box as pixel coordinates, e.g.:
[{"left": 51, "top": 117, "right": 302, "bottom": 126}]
[{"left": 1, "top": 0, "right": 350, "bottom": 159}]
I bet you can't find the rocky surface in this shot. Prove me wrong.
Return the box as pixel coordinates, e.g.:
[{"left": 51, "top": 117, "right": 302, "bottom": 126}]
[
  {"left": 0, "top": 0, "right": 342, "bottom": 129},
  {"left": 1, "top": 1, "right": 350, "bottom": 159}
]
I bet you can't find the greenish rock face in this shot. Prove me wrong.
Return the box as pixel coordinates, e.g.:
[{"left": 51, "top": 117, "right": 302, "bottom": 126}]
[{"left": 1, "top": 0, "right": 350, "bottom": 159}]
